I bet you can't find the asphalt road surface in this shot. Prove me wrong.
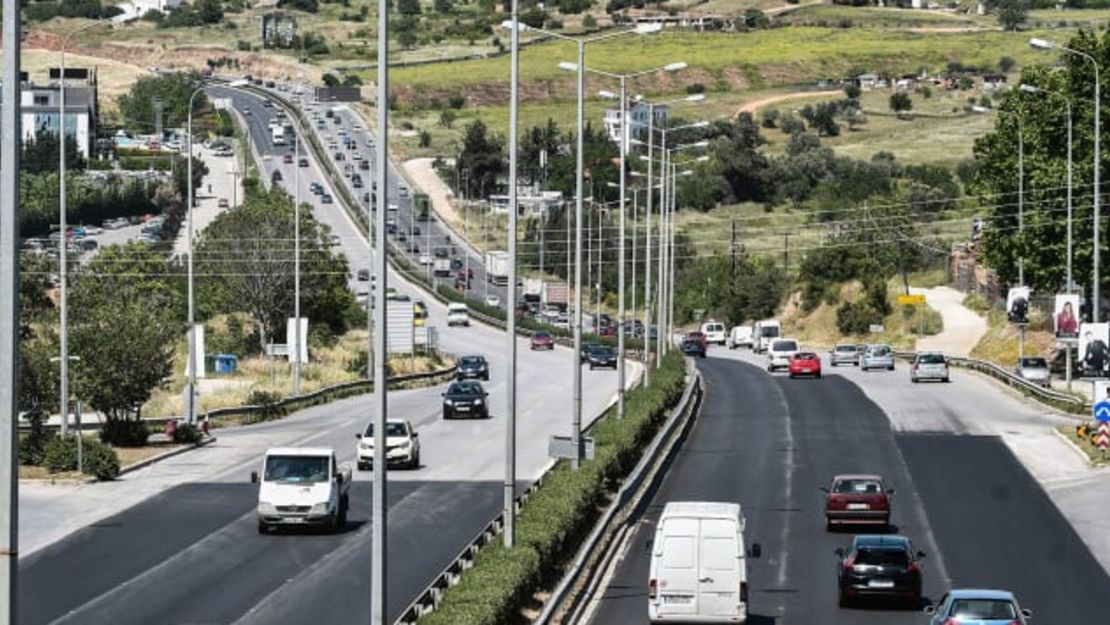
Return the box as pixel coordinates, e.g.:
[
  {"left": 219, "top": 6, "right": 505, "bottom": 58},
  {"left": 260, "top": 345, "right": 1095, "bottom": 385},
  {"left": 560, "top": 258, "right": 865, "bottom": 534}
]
[{"left": 586, "top": 356, "right": 1110, "bottom": 624}]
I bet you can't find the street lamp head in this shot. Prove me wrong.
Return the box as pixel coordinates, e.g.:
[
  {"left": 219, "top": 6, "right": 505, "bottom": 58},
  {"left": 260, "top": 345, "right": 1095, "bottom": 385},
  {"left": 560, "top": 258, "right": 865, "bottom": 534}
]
[
  {"left": 634, "top": 23, "right": 663, "bottom": 34},
  {"left": 606, "top": 181, "right": 620, "bottom": 188},
  {"left": 1030, "top": 37, "right": 1055, "bottom": 50},
  {"left": 599, "top": 90, "right": 618, "bottom": 99},
  {"left": 1019, "top": 84, "right": 1040, "bottom": 94},
  {"left": 558, "top": 61, "right": 579, "bottom": 72},
  {"left": 664, "top": 62, "right": 688, "bottom": 72}
]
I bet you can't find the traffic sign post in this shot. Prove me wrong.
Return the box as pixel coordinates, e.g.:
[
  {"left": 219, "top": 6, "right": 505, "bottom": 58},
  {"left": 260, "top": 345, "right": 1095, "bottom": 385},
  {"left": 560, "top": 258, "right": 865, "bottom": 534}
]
[
  {"left": 1095, "top": 399, "right": 1110, "bottom": 424},
  {"left": 1097, "top": 422, "right": 1110, "bottom": 459}
]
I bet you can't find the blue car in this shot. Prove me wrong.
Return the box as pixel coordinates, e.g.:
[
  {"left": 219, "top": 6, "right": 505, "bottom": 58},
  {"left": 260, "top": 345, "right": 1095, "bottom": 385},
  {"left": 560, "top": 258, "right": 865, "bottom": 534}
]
[{"left": 925, "top": 589, "right": 1032, "bottom": 624}]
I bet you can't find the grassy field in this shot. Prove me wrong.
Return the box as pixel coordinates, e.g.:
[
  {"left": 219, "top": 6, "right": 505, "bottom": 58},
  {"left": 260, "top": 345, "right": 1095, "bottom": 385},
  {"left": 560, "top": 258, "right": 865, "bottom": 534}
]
[
  {"left": 20, "top": 48, "right": 148, "bottom": 114},
  {"left": 779, "top": 281, "right": 943, "bottom": 350},
  {"left": 969, "top": 308, "right": 1055, "bottom": 367},
  {"left": 388, "top": 27, "right": 1061, "bottom": 93},
  {"left": 775, "top": 5, "right": 983, "bottom": 28}
]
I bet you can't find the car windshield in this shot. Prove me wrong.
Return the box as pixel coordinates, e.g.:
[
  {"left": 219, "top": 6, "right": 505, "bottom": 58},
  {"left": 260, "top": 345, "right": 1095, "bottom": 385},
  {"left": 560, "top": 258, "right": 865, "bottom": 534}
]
[
  {"left": 760, "top": 326, "right": 780, "bottom": 337},
  {"left": 869, "top": 346, "right": 891, "bottom": 356},
  {"left": 835, "top": 345, "right": 857, "bottom": 353},
  {"left": 853, "top": 548, "right": 909, "bottom": 566},
  {"left": 447, "top": 383, "right": 482, "bottom": 396},
  {"left": 834, "top": 478, "right": 884, "bottom": 494},
  {"left": 950, "top": 599, "right": 1018, "bottom": 619},
  {"left": 1021, "top": 358, "right": 1047, "bottom": 368},
  {"left": 460, "top": 356, "right": 484, "bottom": 366},
  {"left": 534, "top": 332, "right": 550, "bottom": 339},
  {"left": 264, "top": 455, "right": 329, "bottom": 483},
  {"left": 364, "top": 422, "right": 409, "bottom": 437},
  {"left": 594, "top": 347, "right": 615, "bottom": 356},
  {"left": 795, "top": 352, "right": 818, "bottom": 360},
  {"left": 772, "top": 340, "right": 797, "bottom": 351},
  {"left": 918, "top": 354, "right": 946, "bottom": 364}
]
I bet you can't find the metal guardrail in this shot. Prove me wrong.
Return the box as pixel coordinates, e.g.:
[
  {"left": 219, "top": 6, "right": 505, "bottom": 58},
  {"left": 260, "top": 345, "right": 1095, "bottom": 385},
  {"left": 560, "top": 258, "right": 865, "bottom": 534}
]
[
  {"left": 24, "top": 365, "right": 457, "bottom": 433},
  {"left": 395, "top": 359, "right": 700, "bottom": 625},
  {"left": 894, "top": 350, "right": 1087, "bottom": 413}
]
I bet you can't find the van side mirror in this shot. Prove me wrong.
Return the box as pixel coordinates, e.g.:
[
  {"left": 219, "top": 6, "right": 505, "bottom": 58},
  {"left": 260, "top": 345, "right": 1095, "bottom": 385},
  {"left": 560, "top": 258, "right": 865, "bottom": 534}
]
[
  {"left": 645, "top": 538, "right": 654, "bottom": 555},
  {"left": 250, "top": 471, "right": 258, "bottom": 484},
  {"left": 335, "top": 473, "right": 344, "bottom": 485},
  {"left": 413, "top": 432, "right": 419, "bottom": 437},
  {"left": 355, "top": 433, "right": 362, "bottom": 439},
  {"left": 834, "top": 547, "right": 845, "bottom": 558},
  {"left": 1021, "top": 608, "right": 1033, "bottom": 619},
  {"left": 923, "top": 606, "right": 937, "bottom": 615},
  {"left": 886, "top": 488, "right": 896, "bottom": 495},
  {"left": 748, "top": 543, "right": 762, "bottom": 558}
]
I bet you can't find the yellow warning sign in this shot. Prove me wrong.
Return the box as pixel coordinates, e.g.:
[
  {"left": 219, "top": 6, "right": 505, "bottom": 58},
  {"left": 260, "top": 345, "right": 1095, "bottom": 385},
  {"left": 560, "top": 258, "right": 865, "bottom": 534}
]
[{"left": 897, "top": 294, "right": 926, "bottom": 305}]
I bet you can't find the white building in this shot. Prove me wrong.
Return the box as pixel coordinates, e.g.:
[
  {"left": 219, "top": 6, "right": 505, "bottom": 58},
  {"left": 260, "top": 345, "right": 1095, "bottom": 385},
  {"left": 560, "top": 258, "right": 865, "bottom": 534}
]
[
  {"left": 488, "top": 191, "right": 565, "bottom": 218},
  {"left": 20, "top": 70, "right": 99, "bottom": 158},
  {"left": 115, "top": 0, "right": 182, "bottom": 20},
  {"left": 603, "top": 101, "right": 669, "bottom": 150}
]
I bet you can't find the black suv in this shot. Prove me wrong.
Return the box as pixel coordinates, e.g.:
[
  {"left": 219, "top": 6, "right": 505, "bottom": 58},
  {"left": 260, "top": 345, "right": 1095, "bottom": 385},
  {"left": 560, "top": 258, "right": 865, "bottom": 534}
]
[
  {"left": 585, "top": 345, "right": 617, "bottom": 370},
  {"left": 836, "top": 535, "right": 924, "bottom": 607},
  {"left": 442, "top": 381, "right": 489, "bottom": 419},
  {"left": 456, "top": 355, "right": 490, "bottom": 381}
]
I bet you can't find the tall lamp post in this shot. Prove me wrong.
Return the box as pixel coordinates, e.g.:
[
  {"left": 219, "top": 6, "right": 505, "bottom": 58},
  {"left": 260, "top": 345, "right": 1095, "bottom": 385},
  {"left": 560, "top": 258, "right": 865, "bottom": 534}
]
[
  {"left": 504, "top": 0, "right": 521, "bottom": 548},
  {"left": 1032, "top": 37, "right": 1101, "bottom": 320},
  {"left": 58, "top": 18, "right": 106, "bottom": 437},
  {"left": 293, "top": 133, "right": 302, "bottom": 396}
]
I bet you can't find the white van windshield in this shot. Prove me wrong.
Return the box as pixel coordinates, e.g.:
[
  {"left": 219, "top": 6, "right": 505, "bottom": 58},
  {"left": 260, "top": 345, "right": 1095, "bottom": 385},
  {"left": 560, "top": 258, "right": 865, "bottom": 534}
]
[{"left": 760, "top": 326, "right": 781, "bottom": 338}]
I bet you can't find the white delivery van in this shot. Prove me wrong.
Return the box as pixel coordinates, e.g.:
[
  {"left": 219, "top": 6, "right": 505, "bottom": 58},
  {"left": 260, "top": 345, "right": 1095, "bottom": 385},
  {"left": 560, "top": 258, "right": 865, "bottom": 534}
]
[
  {"left": 648, "top": 501, "right": 760, "bottom": 624},
  {"left": 701, "top": 321, "right": 727, "bottom": 346},
  {"left": 752, "top": 319, "right": 781, "bottom": 354},
  {"left": 447, "top": 302, "right": 470, "bottom": 327},
  {"left": 728, "top": 326, "right": 753, "bottom": 350}
]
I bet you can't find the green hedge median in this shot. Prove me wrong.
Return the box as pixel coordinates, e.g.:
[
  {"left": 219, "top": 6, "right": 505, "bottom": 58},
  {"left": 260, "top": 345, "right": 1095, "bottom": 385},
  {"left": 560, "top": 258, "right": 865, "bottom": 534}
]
[{"left": 420, "top": 350, "right": 687, "bottom": 625}]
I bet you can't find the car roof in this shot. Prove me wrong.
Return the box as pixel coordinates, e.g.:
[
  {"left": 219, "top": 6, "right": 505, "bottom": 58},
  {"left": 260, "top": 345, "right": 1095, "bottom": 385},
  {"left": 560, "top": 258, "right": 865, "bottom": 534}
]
[
  {"left": 266, "top": 447, "right": 333, "bottom": 457},
  {"left": 661, "top": 501, "right": 743, "bottom": 523},
  {"left": 946, "top": 589, "right": 1018, "bottom": 601},
  {"left": 852, "top": 535, "right": 909, "bottom": 549},
  {"left": 833, "top": 473, "right": 884, "bottom": 482},
  {"left": 460, "top": 354, "right": 486, "bottom": 360}
]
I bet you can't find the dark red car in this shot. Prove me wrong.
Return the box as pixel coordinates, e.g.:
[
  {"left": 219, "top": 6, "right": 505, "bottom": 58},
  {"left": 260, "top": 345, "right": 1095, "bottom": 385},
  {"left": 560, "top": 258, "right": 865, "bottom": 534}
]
[
  {"left": 530, "top": 331, "right": 555, "bottom": 350},
  {"left": 598, "top": 325, "right": 615, "bottom": 337},
  {"left": 684, "top": 331, "right": 708, "bottom": 350},
  {"left": 789, "top": 352, "right": 822, "bottom": 379},
  {"left": 821, "top": 474, "right": 894, "bottom": 531}
]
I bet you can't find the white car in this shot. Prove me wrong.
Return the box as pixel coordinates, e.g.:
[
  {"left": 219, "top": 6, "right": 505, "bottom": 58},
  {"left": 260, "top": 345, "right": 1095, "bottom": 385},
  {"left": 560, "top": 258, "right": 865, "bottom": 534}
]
[
  {"left": 701, "top": 321, "right": 727, "bottom": 346},
  {"left": 252, "top": 447, "right": 351, "bottom": 533},
  {"left": 767, "top": 338, "right": 799, "bottom": 372},
  {"left": 447, "top": 302, "right": 470, "bottom": 327},
  {"left": 728, "top": 325, "right": 753, "bottom": 350},
  {"left": 419, "top": 254, "right": 435, "bottom": 266},
  {"left": 356, "top": 419, "right": 420, "bottom": 470},
  {"left": 485, "top": 294, "right": 501, "bottom": 307}
]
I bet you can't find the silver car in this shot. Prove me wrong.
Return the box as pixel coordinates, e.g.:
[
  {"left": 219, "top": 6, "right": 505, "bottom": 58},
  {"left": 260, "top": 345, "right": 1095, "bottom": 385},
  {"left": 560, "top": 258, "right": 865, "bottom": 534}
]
[
  {"left": 911, "top": 352, "right": 949, "bottom": 383},
  {"left": 829, "top": 344, "right": 860, "bottom": 367},
  {"left": 1016, "top": 357, "right": 1051, "bottom": 388},
  {"left": 861, "top": 344, "right": 895, "bottom": 371}
]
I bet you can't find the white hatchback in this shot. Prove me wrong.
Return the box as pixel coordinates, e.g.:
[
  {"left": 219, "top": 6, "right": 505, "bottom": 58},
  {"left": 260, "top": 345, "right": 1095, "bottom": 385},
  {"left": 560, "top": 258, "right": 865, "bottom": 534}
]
[{"left": 767, "top": 338, "right": 799, "bottom": 372}]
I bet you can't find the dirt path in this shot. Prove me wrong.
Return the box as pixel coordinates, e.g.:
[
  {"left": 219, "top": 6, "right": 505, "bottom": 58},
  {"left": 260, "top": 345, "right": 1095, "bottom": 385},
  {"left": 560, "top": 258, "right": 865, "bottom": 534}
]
[
  {"left": 403, "top": 157, "right": 460, "bottom": 227},
  {"left": 910, "top": 286, "right": 988, "bottom": 357},
  {"left": 737, "top": 90, "right": 841, "bottom": 116}
]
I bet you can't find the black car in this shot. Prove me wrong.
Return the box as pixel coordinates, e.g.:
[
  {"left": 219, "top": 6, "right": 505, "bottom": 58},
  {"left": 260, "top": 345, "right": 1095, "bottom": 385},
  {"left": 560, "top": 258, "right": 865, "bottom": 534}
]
[
  {"left": 681, "top": 338, "right": 706, "bottom": 358},
  {"left": 359, "top": 160, "right": 370, "bottom": 170},
  {"left": 836, "top": 535, "right": 924, "bottom": 607},
  {"left": 299, "top": 158, "right": 309, "bottom": 167},
  {"left": 580, "top": 341, "right": 600, "bottom": 363},
  {"left": 586, "top": 345, "right": 618, "bottom": 370},
  {"left": 442, "top": 381, "right": 489, "bottom": 419},
  {"left": 456, "top": 355, "right": 490, "bottom": 381}
]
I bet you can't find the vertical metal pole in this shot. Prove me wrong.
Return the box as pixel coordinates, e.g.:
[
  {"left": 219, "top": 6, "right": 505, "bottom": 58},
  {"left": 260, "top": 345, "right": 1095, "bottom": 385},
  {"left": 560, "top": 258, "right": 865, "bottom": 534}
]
[
  {"left": 504, "top": 0, "right": 519, "bottom": 547},
  {"left": 186, "top": 91, "right": 197, "bottom": 425},
  {"left": 572, "top": 40, "right": 585, "bottom": 469},
  {"left": 657, "top": 141, "right": 667, "bottom": 360},
  {"left": 631, "top": 187, "right": 637, "bottom": 349},
  {"left": 668, "top": 160, "right": 677, "bottom": 343},
  {"left": 59, "top": 40, "right": 70, "bottom": 437},
  {"left": 1, "top": 0, "right": 23, "bottom": 615},
  {"left": 293, "top": 135, "right": 301, "bottom": 395},
  {"left": 1095, "top": 61, "right": 1101, "bottom": 322},
  {"left": 617, "top": 76, "right": 627, "bottom": 417},
  {"left": 645, "top": 108, "right": 654, "bottom": 374},
  {"left": 372, "top": 0, "right": 390, "bottom": 620},
  {"left": 1018, "top": 125, "right": 1024, "bottom": 286},
  {"left": 1068, "top": 100, "right": 1073, "bottom": 295}
]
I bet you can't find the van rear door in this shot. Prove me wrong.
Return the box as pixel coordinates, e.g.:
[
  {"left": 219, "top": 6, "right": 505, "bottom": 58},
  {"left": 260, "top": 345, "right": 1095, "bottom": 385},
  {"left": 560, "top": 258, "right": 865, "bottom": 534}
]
[
  {"left": 698, "top": 518, "right": 743, "bottom": 618},
  {"left": 654, "top": 519, "right": 699, "bottom": 617}
]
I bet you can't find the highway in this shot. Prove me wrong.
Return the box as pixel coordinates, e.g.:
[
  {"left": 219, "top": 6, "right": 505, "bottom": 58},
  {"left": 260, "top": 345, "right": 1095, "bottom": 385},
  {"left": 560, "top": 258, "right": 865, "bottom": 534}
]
[
  {"left": 586, "top": 352, "right": 1110, "bottom": 623},
  {"left": 18, "top": 84, "right": 638, "bottom": 624}
]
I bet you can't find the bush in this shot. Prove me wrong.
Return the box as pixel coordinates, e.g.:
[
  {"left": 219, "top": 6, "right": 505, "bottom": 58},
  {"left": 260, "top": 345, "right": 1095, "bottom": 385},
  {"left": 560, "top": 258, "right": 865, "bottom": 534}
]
[
  {"left": 421, "top": 351, "right": 687, "bottom": 625},
  {"left": 246, "top": 389, "right": 283, "bottom": 406},
  {"left": 172, "top": 422, "right": 203, "bottom": 445},
  {"left": 19, "top": 411, "right": 54, "bottom": 466},
  {"left": 42, "top": 435, "right": 120, "bottom": 480},
  {"left": 836, "top": 300, "right": 882, "bottom": 335},
  {"left": 449, "top": 95, "right": 466, "bottom": 109},
  {"left": 100, "top": 418, "right": 151, "bottom": 447}
]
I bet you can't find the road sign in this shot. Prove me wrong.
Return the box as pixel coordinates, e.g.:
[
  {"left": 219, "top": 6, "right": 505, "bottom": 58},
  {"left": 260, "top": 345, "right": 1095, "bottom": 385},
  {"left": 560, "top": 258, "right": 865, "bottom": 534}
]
[
  {"left": 897, "top": 294, "right": 926, "bottom": 305},
  {"left": 1096, "top": 400, "right": 1110, "bottom": 424},
  {"left": 549, "top": 435, "right": 595, "bottom": 461},
  {"left": 1097, "top": 422, "right": 1110, "bottom": 452}
]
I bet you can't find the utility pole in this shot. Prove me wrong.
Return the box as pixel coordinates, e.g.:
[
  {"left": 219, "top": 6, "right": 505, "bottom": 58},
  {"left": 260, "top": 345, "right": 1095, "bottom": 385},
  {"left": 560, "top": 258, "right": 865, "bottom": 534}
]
[
  {"left": 730, "top": 218, "right": 737, "bottom": 275},
  {"left": 1, "top": 0, "right": 22, "bottom": 616},
  {"left": 504, "top": 0, "right": 520, "bottom": 548},
  {"left": 293, "top": 134, "right": 302, "bottom": 396},
  {"left": 783, "top": 232, "right": 791, "bottom": 276}
]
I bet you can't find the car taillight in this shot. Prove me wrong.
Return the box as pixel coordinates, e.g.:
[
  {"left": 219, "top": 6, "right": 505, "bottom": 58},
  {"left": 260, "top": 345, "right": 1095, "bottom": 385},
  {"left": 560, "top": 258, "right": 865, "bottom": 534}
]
[
  {"left": 827, "top": 497, "right": 845, "bottom": 510},
  {"left": 940, "top": 619, "right": 959, "bottom": 625},
  {"left": 740, "top": 581, "right": 748, "bottom": 603},
  {"left": 872, "top": 496, "right": 889, "bottom": 510},
  {"left": 907, "top": 561, "right": 919, "bottom": 574},
  {"left": 842, "top": 555, "right": 855, "bottom": 571},
  {"left": 649, "top": 579, "right": 657, "bottom": 600}
]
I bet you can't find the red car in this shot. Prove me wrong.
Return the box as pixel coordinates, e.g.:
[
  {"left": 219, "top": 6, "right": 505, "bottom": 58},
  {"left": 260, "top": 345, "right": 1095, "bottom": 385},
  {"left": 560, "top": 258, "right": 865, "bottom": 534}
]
[
  {"left": 788, "top": 352, "right": 822, "bottom": 378},
  {"left": 530, "top": 331, "right": 555, "bottom": 350},
  {"left": 821, "top": 474, "right": 894, "bottom": 531},
  {"left": 598, "top": 325, "right": 615, "bottom": 337},
  {"left": 684, "top": 331, "right": 708, "bottom": 350}
]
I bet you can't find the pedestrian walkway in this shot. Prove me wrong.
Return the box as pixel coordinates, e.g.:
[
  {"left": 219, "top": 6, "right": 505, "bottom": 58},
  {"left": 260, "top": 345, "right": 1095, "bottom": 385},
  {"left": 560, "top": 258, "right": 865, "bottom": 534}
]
[
  {"left": 173, "top": 143, "right": 243, "bottom": 257},
  {"left": 403, "top": 157, "right": 459, "bottom": 226},
  {"left": 910, "top": 285, "right": 988, "bottom": 357}
]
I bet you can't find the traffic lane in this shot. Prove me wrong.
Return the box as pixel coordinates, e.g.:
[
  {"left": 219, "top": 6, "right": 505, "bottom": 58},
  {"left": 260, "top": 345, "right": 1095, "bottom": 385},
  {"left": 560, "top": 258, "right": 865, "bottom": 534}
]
[
  {"left": 588, "top": 357, "right": 944, "bottom": 625},
  {"left": 897, "top": 434, "right": 1110, "bottom": 621},
  {"left": 588, "top": 356, "right": 791, "bottom": 624}
]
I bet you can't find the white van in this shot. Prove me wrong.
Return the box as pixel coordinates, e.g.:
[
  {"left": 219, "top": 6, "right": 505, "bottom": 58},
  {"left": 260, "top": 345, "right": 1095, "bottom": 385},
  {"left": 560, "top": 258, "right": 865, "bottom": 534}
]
[
  {"left": 766, "top": 338, "right": 799, "bottom": 372},
  {"left": 648, "top": 501, "right": 760, "bottom": 624},
  {"left": 752, "top": 319, "right": 781, "bottom": 354},
  {"left": 701, "top": 321, "right": 727, "bottom": 346},
  {"left": 728, "top": 326, "right": 753, "bottom": 350},
  {"left": 446, "top": 302, "right": 470, "bottom": 327}
]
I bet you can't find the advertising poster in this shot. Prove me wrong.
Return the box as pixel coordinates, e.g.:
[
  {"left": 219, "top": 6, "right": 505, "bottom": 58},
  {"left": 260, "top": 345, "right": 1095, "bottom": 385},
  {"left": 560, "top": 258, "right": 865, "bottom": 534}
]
[
  {"left": 1054, "top": 294, "right": 1081, "bottom": 340},
  {"left": 1007, "top": 286, "right": 1031, "bottom": 324},
  {"left": 1080, "top": 322, "right": 1110, "bottom": 378}
]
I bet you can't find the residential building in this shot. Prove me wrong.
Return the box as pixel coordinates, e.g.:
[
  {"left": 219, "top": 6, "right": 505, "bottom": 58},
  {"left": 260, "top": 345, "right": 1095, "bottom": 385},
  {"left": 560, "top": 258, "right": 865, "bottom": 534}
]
[
  {"left": 114, "top": 0, "right": 182, "bottom": 21},
  {"left": 20, "top": 69, "right": 100, "bottom": 158},
  {"left": 603, "top": 101, "right": 669, "bottom": 149},
  {"left": 488, "top": 190, "right": 565, "bottom": 218}
]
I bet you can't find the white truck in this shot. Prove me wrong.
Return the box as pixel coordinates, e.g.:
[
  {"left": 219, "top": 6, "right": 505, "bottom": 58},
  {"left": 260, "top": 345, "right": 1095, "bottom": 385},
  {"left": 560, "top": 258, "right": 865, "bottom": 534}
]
[
  {"left": 433, "top": 257, "right": 452, "bottom": 277},
  {"left": 252, "top": 447, "right": 351, "bottom": 534},
  {"left": 271, "top": 125, "right": 285, "bottom": 146},
  {"left": 542, "top": 282, "right": 569, "bottom": 309},
  {"left": 523, "top": 278, "right": 544, "bottom": 303},
  {"left": 752, "top": 318, "right": 782, "bottom": 354},
  {"left": 485, "top": 250, "right": 509, "bottom": 286}
]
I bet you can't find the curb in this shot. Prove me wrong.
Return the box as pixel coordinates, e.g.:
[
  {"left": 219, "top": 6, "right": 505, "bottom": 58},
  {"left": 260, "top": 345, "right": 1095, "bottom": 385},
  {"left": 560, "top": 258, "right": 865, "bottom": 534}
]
[
  {"left": 116, "top": 435, "right": 219, "bottom": 478},
  {"left": 1052, "top": 427, "right": 1108, "bottom": 468}
]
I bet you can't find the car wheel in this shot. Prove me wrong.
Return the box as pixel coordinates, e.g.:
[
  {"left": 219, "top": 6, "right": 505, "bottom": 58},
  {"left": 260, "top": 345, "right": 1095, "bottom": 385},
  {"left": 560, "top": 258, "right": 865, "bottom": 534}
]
[
  {"left": 357, "top": 461, "right": 368, "bottom": 471},
  {"left": 443, "top": 411, "right": 451, "bottom": 420},
  {"left": 943, "top": 376, "right": 950, "bottom": 383},
  {"left": 888, "top": 365, "right": 894, "bottom": 371},
  {"left": 337, "top": 496, "right": 349, "bottom": 528},
  {"left": 825, "top": 518, "right": 834, "bottom": 532},
  {"left": 589, "top": 363, "right": 595, "bottom": 370},
  {"left": 484, "top": 373, "right": 489, "bottom": 381},
  {"left": 816, "top": 373, "right": 822, "bottom": 379},
  {"left": 324, "top": 513, "right": 337, "bottom": 533},
  {"left": 411, "top": 452, "right": 420, "bottom": 470},
  {"left": 258, "top": 520, "right": 270, "bottom": 534},
  {"left": 838, "top": 590, "right": 850, "bottom": 608},
  {"left": 911, "top": 376, "right": 918, "bottom": 383},
  {"left": 789, "top": 373, "right": 795, "bottom": 379}
]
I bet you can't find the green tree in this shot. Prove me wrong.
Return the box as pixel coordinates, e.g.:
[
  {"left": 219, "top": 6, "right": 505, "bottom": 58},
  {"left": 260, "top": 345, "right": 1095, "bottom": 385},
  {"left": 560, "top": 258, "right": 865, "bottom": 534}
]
[
  {"left": 434, "top": 0, "right": 453, "bottom": 12},
  {"left": 69, "top": 243, "right": 181, "bottom": 442},
  {"left": 995, "top": 0, "right": 1028, "bottom": 31},
  {"left": 843, "top": 83, "right": 862, "bottom": 100},
  {"left": 439, "top": 109, "right": 457, "bottom": 129},
  {"left": 456, "top": 120, "right": 505, "bottom": 199},
  {"left": 195, "top": 0, "right": 224, "bottom": 23},
  {"left": 118, "top": 72, "right": 207, "bottom": 132},
  {"left": 20, "top": 132, "right": 86, "bottom": 174},
  {"left": 397, "top": 0, "right": 420, "bottom": 13},
  {"left": 889, "top": 91, "right": 913, "bottom": 115}
]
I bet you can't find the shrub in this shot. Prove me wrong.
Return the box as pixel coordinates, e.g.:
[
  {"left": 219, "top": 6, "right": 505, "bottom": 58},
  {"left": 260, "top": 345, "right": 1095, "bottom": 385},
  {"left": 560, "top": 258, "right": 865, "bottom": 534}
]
[
  {"left": 246, "top": 389, "right": 282, "bottom": 406},
  {"left": 449, "top": 95, "right": 466, "bottom": 109},
  {"left": 19, "top": 411, "right": 54, "bottom": 466},
  {"left": 43, "top": 435, "right": 120, "bottom": 480},
  {"left": 172, "top": 422, "right": 203, "bottom": 445},
  {"left": 100, "top": 418, "right": 151, "bottom": 447},
  {"left": 836, "top": 300, "right": 882, "bottom": 335}
]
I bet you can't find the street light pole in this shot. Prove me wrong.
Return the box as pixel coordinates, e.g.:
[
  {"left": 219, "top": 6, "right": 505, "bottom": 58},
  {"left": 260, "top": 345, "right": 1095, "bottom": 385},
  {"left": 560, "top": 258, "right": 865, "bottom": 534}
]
[
  {"left": 186, "top": 86, "right": 207, "bottom": 425},
  {"left": 372, "top": 0, "right": 390, "bottom": 619},
  {"left": 573, "top": 38, "right": 585, "bottom": 468},
  {"left": 293, "top": 133, "right": 302, "bottom": 396},
  {"left": 504, "top": 0, "right": 520, "bottom": 548},
  {"left": 617, "top": 75, "right": 627, "bottom": 417}
]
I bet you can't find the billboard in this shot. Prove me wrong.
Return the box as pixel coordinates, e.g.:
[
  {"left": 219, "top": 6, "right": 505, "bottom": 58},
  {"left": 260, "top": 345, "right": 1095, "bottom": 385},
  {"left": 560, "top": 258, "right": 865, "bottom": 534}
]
[
  {"left": 1080, "top": 322, "right": 1109, "bottom": 378},
  {"left": 1006, "top": 286, "right": 1030, "bottom": 324},
  {"left": 286, "top": 317, "right": 308, "bottom": 364},
  {"left": 386, "top": 299, "right": 415, "bottom": 354},
  {"left": 1054, "top": 293, "right": 1080, "bottom": 340}
]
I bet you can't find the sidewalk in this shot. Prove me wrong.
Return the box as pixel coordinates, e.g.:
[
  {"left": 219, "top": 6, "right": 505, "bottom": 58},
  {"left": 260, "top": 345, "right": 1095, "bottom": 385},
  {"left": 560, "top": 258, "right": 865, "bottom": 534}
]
[
  {"left": 403, "top": 157, "right": 460, "bottom": 226},
  {"left": 173, "top": 143, "right": 243, "bottom": 257},
  {"left": 910, "top": 285, "right": 988, "bottom": 357}
]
